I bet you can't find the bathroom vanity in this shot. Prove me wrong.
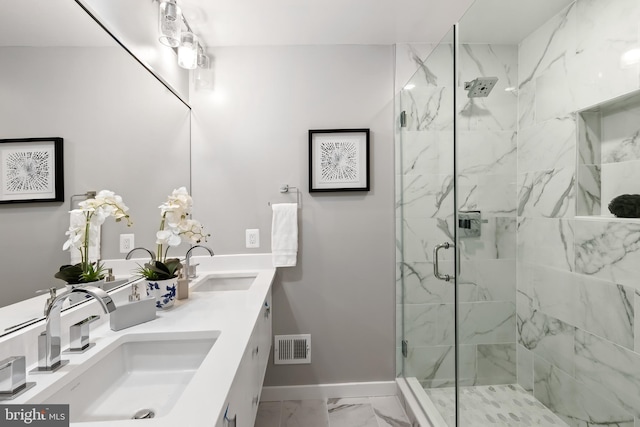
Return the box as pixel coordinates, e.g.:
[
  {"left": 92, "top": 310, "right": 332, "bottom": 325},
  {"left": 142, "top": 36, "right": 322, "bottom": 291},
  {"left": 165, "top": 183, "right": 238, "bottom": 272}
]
[{"left": 0, "top": 254, "right": 275, "bottom": 427}]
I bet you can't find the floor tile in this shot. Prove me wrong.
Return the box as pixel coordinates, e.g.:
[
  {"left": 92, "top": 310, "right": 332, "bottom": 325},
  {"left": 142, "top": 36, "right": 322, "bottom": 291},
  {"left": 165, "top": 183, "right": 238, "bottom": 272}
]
[
  {"left": 327, "top": 397, "right": 379, "bottom": 427},
  {"left": 425, "top": 384, "right": 568, "bottom": 427},
  {"left": 281, "top": 400, "right": 329, "bottom": 427},
  {"left": 370, "top": 396, "right": 412, "bottom": 427},
  {"left": 255, "top": 401, "right": 282, "bottom": 427}
]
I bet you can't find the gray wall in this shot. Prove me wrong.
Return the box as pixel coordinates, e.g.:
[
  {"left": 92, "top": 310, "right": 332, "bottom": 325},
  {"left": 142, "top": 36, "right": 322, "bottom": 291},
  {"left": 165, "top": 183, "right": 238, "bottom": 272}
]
[
  {"left": 0, "top": 47, "right": 190, "bottom": 307},
  {"left": 190, "top": 45, "right": 396, "bottom": 385}
]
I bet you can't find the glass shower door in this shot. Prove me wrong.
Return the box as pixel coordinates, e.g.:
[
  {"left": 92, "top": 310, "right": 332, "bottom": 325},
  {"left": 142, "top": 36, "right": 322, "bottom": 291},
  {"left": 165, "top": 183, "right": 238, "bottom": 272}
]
[{"left": 397, "top": 27, "right": 458, "bottom": 426}]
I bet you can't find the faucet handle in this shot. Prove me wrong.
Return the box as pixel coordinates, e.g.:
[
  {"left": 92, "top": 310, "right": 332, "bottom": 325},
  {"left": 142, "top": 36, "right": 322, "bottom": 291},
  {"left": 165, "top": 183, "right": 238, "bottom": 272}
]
[
  {"left": 67, "top": 315, "right": 100, "bottom": 353},
  {"left": 36, "top": 287, "right": 57, "bottom": 316},
  {"left": 0, "top": 356, "right": 35, "bottom": 400}
]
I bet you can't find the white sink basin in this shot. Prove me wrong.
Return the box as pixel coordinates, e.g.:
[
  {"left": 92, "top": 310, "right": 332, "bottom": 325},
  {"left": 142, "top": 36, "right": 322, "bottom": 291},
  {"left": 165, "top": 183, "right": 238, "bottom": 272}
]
[
  {"left": 192, "top": 273, "right": 258, "bottom": 292},
  {"left": 45, "top": 332, "right": 218, "bottom": 423}
]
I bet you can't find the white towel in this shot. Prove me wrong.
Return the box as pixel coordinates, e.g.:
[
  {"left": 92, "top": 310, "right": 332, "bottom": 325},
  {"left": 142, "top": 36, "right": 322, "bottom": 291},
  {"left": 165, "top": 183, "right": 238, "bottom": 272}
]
[
  {"left": 69, "top": 211, "right": 100, "bottom": 265},
  {"left": 271, "top": 203, "right": 298, "bottom": 267}
]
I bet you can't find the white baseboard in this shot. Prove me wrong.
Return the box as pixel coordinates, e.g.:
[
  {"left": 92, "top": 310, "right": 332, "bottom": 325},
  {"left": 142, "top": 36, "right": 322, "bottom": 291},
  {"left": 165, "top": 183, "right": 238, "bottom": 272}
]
[{"left": 260, "top": 381, "right": 398, "bottom": 402}]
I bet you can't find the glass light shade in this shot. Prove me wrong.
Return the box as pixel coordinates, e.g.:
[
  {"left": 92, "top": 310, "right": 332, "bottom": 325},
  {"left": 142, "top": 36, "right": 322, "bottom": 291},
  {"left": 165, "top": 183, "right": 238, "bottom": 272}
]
[
  {"left": 195, "top": 54, "right": 213, "bottom": 90},
  {"left": 197, "top": 50, "right": 209, "bottom": 69},
  {"left": 178, "top": 32, "right": 198, "bottom": 69},
  {"left": 158, "top": 0, "right": 182, "bottom": 48}
]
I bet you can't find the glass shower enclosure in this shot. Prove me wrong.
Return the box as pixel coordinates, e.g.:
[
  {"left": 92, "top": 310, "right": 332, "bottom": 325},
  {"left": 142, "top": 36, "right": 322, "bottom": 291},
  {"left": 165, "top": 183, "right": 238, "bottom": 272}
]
[{"left": 397, "top": 0, "right": 640, "bottom": 425}]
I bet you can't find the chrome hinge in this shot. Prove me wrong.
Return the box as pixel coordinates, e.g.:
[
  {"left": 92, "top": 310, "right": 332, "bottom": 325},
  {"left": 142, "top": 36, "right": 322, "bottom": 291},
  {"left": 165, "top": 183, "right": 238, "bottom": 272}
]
[{"left": 402, "top": 340, "right": 408, "bottom": 358}]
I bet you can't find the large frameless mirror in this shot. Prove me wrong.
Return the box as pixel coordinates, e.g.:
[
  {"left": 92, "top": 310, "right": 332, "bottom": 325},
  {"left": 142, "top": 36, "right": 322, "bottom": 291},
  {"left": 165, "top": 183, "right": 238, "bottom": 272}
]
[{"left": 0, "top": 0, "right": 191, "bottom": 336}]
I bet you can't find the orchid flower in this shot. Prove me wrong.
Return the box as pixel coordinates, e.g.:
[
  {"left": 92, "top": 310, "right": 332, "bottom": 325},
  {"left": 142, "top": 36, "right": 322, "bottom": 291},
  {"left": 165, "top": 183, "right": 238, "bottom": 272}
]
[{"left": 59, "top": 190, "right": 132, "bottom": 283}]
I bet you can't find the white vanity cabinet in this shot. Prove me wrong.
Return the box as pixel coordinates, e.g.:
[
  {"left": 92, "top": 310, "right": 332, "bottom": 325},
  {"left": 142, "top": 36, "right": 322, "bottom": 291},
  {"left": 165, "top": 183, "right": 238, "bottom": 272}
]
[
  {"left": 257, "top": 289, "right": 273, "bottom": 387},
  {"left": 217, "top": 289, "right": 273, "bottom": 427}
]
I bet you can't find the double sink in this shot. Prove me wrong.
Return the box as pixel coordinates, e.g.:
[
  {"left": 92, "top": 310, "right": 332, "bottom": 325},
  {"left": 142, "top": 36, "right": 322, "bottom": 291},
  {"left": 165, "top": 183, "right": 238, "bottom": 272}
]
[
  {"left": 44, "top": 332, "right": 218, "bottom": 423},
  {"left": 27, "top": 271, "right": 261, "bottom": 424}
]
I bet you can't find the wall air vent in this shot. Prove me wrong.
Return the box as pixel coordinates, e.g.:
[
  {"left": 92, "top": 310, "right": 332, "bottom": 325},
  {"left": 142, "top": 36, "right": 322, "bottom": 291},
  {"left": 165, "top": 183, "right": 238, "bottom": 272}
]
[{"left": 274, "top": 334, "right": 311, "bottom": 364}]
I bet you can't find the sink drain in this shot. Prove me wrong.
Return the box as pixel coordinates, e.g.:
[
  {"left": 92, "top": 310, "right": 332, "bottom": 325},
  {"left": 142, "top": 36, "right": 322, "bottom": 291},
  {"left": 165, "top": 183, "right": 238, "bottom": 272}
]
[{"left": 132, "top": 409, "right": 155, "bottom": 419}]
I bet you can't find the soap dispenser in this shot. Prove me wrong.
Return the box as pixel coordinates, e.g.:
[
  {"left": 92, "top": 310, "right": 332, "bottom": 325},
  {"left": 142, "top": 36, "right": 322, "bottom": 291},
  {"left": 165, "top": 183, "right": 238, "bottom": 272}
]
[
  {"left": 109, "top": 283, "right": 156, "bottom": 331},
  {"left": 177, "top": 269, "right": 189, "bottom": 300}
]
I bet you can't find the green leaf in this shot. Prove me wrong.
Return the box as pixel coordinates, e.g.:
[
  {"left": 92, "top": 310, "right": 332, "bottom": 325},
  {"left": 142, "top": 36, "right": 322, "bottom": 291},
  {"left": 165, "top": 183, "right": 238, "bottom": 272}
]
[
  {"left": 136, "top": 258, "right": 183, "bottom": 280},
  {"left": 54, "top": 264, "right": 84, "bottom": 284}
]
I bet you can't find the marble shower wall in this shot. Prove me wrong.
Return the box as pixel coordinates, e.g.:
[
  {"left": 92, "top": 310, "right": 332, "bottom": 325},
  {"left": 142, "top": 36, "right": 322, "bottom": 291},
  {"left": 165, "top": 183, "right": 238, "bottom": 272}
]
[
  {"left": 516, "top": 0, "right": 640, "bottom": 425},
  {"left": 396, "top": 42, "right": 518, "bottom": 388}
]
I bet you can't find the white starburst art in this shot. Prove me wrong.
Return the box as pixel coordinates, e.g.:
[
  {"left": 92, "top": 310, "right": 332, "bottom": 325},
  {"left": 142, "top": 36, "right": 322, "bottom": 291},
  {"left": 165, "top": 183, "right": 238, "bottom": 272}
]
[
  {"left": 3, "top": 149, "right": 52, "bottom": 194},
  {"left": 319, "top": 140, "right": 360, "bottom": 183}
]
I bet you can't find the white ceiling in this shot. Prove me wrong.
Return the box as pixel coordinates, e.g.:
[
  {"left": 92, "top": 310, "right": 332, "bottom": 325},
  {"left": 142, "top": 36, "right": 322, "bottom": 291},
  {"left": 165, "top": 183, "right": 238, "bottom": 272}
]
[
  {"left": 180, "top": 0, "right": 575, "bottom": 48},
  {"left": 180, "top": 0, "right": 475, "bottom": 47},
  {"left": 0, "top": 0, "right": 576, "bottom": 48}
]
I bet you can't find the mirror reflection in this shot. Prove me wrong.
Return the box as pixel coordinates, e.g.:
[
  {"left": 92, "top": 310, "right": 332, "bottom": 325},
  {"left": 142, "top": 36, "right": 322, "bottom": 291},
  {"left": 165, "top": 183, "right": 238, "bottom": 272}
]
[{"left": 0, "top": 0, "right": 191, "bottom": 334}]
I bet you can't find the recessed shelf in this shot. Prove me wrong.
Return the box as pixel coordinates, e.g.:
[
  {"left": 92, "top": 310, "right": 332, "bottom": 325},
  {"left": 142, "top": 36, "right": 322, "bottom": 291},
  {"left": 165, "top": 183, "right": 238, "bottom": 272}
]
[
  {"left": 574, "top": 215, "right": 640, "bottom": 223},
  {"left": 576, "top": 89, "right": 640, "bottom": 218}
]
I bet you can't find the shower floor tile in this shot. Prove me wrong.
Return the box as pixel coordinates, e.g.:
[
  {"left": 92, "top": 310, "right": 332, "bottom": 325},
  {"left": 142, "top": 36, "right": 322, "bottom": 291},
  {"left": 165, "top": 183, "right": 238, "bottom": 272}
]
[{"left": 425, "top": 384, "right": 568, "bottom": 426}]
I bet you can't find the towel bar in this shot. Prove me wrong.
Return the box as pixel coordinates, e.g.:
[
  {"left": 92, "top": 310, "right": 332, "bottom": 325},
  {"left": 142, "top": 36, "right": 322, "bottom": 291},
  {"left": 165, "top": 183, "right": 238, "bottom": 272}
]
[
  {"left": 69, "top": 191, "right": 96, "bottom": 210},
  {"left": 268, "top": 184, "right": 301, "bottom": 208}
]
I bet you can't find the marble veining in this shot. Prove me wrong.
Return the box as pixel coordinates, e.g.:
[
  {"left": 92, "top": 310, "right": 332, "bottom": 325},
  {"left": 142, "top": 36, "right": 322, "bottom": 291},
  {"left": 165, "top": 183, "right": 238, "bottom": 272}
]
[
  {"left": 476, "top": 343, "right": 517, "bottom": 384},
  {"left": 256, "top": 397, "right": 412, "bottom": 427},
  {"left": 518, "top": 3, "right": 576, "bottom": 90},
  {"left": 280, "top": 400, "right": 329, "bottom": 427},
  {"left": 517, "top": 116, "right": 576, "bottom": 174},
  {"left": 518, "top": 168, "right": 575, "bottom": 218},
  {"left": 534, "top": 355, "right": 633, "bottom": 426},
  {"left": 574, "top": 220, "right": 640, "bottom": 289},
  {"left": 400, "top": 262, "right": 453, "bottom": 304},
  {"left": 516, "top": 304, "right": 575, "bottom": 376},
  {"left": 575, "top": 329, "right": 640, "bottom": 418},
  {"left": 426, "top": 384, "right": 567, "bottom": 427}
]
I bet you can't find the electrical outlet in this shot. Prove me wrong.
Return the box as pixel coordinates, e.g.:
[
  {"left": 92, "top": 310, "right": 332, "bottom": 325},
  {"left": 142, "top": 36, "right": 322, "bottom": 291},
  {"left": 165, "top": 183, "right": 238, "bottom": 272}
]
[
  {"left": 119, "top": 234, "right": 135, "bottom": 253},
  {"left": 246, "top": 229, "right": 260, "bottom": 248}
]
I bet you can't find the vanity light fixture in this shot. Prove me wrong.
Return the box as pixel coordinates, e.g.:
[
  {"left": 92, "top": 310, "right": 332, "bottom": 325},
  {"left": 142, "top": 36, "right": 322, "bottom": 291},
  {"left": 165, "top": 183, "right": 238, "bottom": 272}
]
[
  {"left": 195, "top": 45, "right": 213, "bottom": 89},
  {"left": 158, "top": 0, "right": 211, "bottom": 78},
  {"left": 178, "top": 31, "right": 198, "bottom": 69},
  {"left": 158, "top": 0, "right": 182, "bottom": 48}
]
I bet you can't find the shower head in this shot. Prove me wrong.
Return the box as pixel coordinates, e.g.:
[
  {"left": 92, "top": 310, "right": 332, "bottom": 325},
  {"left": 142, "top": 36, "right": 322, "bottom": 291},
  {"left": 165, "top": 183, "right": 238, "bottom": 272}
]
[{"left": 464, "top": 77, "right": 498, "bottom": 98}]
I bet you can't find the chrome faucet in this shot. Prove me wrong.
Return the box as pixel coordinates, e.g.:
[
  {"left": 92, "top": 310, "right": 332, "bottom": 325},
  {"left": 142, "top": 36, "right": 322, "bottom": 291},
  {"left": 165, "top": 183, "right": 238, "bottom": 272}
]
[
  {"left": 184, "top": 245, "right": 214, "bottom": 279},
  {"left": 37, "top": 286, "right": 116, "bottom": 372},
  {"left": 125, "top": 247, "right": 156, "bottom": 262}
]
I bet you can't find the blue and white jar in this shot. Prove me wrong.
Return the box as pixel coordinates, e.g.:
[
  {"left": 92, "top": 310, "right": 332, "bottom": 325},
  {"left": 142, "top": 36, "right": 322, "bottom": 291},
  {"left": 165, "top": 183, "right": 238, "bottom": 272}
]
[{"left": 146, "top": 277, "right": 178, "bottom": 309}]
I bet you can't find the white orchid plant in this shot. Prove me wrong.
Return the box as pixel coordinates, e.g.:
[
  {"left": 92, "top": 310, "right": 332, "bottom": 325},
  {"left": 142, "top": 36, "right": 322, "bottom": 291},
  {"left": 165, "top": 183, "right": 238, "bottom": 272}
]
[
  {"left": 138, "top": 187, "right": 209, "bottom": 281},
  {"left": 56, "top": 190, "right": 132, "bottom": 284}
]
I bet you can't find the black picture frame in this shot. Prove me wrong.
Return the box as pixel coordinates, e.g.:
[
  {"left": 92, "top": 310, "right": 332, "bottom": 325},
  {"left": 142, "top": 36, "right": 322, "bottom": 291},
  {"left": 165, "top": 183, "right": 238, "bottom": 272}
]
[
  {"left": 309, "top": 129, "right": 370, "bottom": 192},
  {"left": 0, "top": 137, "right": 64, "bottom": 204}
]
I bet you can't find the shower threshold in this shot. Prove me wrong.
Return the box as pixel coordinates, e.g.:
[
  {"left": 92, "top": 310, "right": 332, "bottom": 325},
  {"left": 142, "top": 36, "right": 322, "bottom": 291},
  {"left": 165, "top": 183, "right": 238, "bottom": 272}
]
[{"left": 425, "top": 384, "right": 568, "bottom": 426}]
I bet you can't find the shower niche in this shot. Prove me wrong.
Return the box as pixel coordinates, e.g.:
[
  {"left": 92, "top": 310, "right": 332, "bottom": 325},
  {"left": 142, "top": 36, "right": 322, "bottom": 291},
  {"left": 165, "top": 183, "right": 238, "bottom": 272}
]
[{"left": 577, "top": 89, "right": 640, "bottom": 218}]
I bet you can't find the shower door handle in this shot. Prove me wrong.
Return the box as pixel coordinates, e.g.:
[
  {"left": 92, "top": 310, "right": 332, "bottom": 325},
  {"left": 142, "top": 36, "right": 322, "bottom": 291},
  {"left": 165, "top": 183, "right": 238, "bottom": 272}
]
[{"left": 433, "top": 242, "right": 454, "bottom": 282}]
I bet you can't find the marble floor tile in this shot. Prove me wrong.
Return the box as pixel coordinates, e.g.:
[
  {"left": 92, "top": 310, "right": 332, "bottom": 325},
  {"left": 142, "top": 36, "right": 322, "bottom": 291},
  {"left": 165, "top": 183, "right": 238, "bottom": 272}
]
[
  {"left": 255, "top": 401, "right": 282, "bottom": 427},
  {"left": 281, "top": 400, "right": 329, "bottom": 427},
  {"left": 370, "top": 396, "right": 412, "bottom": 427},
  {"left": 425, "top": 384, "right": 568, "bottom": 427},
  {"left": 254, "top": 396, "right": 412, "bottom": 427},
  {"left": 327, "top": 397, "right": 378, "bottom": 427}
]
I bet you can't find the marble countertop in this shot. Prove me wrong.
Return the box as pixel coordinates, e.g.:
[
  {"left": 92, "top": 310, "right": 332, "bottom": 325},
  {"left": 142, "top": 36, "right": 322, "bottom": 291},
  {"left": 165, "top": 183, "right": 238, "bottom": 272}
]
[{"left": 1, "top": 254, "right": 276, "bottom": 427}]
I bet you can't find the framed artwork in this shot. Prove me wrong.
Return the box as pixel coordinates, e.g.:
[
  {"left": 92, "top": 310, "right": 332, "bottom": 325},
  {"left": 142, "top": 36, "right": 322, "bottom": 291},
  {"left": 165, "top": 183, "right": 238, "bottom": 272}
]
[
  {"left": 0, "top": 137, "right": 64, "bottom": 204},
  {"left": 308, "top": 129, "right": 370, "bottom": 192}
]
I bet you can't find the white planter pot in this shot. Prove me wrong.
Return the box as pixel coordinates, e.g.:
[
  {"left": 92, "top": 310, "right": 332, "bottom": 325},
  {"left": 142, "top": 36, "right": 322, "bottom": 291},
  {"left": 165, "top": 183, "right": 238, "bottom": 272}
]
[{"left": 145, "top": 277, "right": 178, "bottom": 309}]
